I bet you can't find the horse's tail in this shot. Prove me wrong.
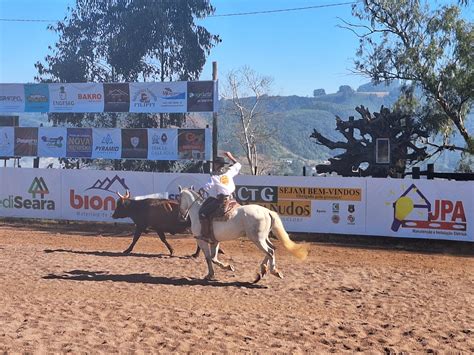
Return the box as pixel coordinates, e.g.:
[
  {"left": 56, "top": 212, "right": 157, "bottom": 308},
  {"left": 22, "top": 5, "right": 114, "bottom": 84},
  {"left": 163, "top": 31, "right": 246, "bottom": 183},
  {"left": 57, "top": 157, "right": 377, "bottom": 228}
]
[{"left": 269, "top": 211, "right": 308, "bottom": 261}]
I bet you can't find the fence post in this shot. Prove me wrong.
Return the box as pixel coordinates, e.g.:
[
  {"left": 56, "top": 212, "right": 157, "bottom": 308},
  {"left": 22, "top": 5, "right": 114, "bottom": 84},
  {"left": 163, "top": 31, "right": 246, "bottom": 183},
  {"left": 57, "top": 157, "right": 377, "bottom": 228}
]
[
  {"left": 303, "top": 166, "right": 306, "bottom": 176},
  {"left": 412, "top": 167, "right": 420, "bottom": 179},
  {"left": 427, "top": 164, "right": 434, "bottom": 180}
]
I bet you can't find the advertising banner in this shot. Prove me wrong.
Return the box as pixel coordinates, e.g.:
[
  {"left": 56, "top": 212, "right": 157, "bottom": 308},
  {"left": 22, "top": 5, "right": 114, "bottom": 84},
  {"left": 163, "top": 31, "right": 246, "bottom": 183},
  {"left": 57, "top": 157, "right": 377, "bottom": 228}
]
[
  {"left": 0, "top": 168, "right": 61, "bottom": 219},
  {"left": 121, "top": 128, "right": 148, "bottom": 159},
  {"left": 147, "top": 128, "right": 178, "bottom": 160},
  {"left": 66, "top": 128, "right": 92, "bottom": 158},
  {"left": 38, "top": 127, "right": 67, "bottom": 158},
  {"left": 103, "top": 83, "right": 130, "bottom": 112},
  {"left": 366, "top": 179, "right": 474, "bottom": 242},
  {"left": 61, "top": 169, "right": 153, "bottom": 222},
  {"left": 24, "top": 84, "right": 49, "bottom": 112},
  {"left": 92, "top": 128, "right": 122, "bottom": 159},
  {"left": 0, "top": 127, "right": 14, "bottom": 157},
  {"left": 14, "top": 127, "right": 38, "bottom": 156},
  {"left": 187, "top": 81, "right": 215, "bottom": 112},
  {"left": 0, "top": 84, "right": 25, "bottom": 112},
  {"left": 234, "top": 175, "right": 367, "bottom": 234},
  {"left": 178, "top": 128, "right": 207, "bottom": 160},
  {"left": 49, "top": 83, "right": 104, "bottom": 112},
  {"left": 153, "top": 173, "right": 209, "bottom": 201},
  {"left": 156, "top": 81, "right": 187, "bottom": 113},
  {"left": 129, "top": 82, "right": 187, "bottom": 113}
]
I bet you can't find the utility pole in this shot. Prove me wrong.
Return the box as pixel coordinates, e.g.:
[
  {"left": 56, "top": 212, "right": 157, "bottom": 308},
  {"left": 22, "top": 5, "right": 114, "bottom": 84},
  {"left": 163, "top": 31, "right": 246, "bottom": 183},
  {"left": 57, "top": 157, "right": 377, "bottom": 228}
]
[{"left": 212, "top": 61, "right": 218, "bottom": 162}]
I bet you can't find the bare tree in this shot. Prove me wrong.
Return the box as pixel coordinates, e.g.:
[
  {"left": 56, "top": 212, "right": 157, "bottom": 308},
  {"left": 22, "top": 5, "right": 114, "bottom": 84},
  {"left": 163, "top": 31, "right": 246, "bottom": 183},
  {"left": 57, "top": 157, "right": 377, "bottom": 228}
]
[{"left": 221, "top": 66, "right": 274, "bottom": 175}]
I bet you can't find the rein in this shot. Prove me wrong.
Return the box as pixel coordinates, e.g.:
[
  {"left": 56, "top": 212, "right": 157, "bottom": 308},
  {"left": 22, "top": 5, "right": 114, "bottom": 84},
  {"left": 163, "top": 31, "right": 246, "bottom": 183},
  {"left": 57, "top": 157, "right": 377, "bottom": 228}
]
[{"left": 179, "top": 190, "right": 203, "bottom": 221}]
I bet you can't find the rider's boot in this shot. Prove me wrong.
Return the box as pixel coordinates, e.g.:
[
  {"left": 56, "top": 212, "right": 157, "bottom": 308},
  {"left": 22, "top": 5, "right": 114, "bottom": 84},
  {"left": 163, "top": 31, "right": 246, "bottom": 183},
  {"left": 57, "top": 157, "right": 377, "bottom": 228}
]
[{"left": 199, "top": 217, "right": 215, "bottom": 244}]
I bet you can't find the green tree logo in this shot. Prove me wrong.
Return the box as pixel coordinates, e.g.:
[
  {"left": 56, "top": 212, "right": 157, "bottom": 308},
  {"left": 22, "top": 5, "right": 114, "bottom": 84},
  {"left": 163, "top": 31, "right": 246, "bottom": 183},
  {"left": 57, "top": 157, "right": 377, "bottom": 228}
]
[{"left": 28, "top": 177, "right": 49, "bottom": 199}]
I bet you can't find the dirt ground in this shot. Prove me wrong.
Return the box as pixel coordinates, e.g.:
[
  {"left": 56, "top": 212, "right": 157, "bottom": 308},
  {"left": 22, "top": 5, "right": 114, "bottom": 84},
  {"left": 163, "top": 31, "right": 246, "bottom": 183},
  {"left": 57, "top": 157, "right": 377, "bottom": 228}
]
[{"left": 0, "top": 221, "right": 473, "bottom": 353}]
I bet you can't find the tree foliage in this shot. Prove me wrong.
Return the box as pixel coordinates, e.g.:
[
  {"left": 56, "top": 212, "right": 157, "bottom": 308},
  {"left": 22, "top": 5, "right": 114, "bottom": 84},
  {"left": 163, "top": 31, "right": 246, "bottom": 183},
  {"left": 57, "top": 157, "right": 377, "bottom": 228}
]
[
  {"left": 345, "top": 0, "right": 473, "bottom": 151},
  {"left": 35, "top": 0, "right": 220, "bottom": 171}
]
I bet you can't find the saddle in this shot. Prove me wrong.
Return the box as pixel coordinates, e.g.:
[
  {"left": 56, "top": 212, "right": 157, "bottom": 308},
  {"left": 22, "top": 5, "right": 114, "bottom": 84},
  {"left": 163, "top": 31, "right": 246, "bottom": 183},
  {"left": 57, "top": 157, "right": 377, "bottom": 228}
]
[{"left": 211, "top": 198, "right": 240, "bottom": 222}]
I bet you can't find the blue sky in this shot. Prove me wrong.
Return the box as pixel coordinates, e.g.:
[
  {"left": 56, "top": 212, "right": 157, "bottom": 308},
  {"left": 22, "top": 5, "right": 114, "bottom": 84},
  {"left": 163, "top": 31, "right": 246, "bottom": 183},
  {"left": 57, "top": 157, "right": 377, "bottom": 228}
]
[{"left": 0, "top": 0, "right": 471, "bottom": 96}]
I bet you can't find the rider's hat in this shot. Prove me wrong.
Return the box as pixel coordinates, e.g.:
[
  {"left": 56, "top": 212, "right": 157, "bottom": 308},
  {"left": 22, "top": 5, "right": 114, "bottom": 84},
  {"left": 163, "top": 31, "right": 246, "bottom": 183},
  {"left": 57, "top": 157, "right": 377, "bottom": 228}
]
[{"left": 211, "top": 156, "right": 229, "bottom": 165}]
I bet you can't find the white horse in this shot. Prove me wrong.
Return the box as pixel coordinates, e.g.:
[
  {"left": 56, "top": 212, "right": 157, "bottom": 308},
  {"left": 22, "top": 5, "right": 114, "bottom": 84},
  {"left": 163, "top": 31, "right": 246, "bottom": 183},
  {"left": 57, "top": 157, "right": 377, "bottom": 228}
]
[{"left": 178, "top": 187, "right": 308, "bottom": 282}]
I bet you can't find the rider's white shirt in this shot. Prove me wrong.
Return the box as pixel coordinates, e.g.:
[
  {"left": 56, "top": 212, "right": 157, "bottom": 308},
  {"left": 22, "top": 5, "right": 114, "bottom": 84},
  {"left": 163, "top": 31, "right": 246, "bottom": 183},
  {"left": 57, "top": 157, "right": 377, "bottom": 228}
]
[{"left": 203, "top": 162, "right": 241, "bottom": 197}]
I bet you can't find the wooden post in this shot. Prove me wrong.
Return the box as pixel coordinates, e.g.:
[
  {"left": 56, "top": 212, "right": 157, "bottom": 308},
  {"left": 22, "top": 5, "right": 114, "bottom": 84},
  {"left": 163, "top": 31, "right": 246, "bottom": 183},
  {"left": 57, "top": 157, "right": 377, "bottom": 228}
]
[
  {"left": 427, "top": 163, "right": 434, "bottom": 180},
  {"left": 212, "top": 61, "right": 218, "bottom": 163},
  {"left": 412, "top": 167, "right": 420, "bottom": 179}
]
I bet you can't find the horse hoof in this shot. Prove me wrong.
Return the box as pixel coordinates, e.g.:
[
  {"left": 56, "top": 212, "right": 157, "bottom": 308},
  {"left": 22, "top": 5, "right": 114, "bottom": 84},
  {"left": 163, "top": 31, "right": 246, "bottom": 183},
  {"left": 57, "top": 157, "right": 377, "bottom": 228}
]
[
  {"left": 271, "top": 270, "right": 284, "bottom": 279},
  {"left": 190, "top": 253, "right": 200, "bottom": 258},
  {"left": 204, "top": 274, "right": 216, "bottom": 281},
  {"left": 123, "top": 249, "right": 132, "bottom": 254},
  {"left": 228, "top": 265, "right": 235, "bottom": 272}
]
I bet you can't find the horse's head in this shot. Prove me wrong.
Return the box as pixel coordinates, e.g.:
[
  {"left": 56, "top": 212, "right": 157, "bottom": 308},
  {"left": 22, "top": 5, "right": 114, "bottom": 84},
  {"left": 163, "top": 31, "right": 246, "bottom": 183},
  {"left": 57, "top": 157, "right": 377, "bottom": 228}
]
[{"left": 177, "top": 186, "right": 201, "bottom": 220}]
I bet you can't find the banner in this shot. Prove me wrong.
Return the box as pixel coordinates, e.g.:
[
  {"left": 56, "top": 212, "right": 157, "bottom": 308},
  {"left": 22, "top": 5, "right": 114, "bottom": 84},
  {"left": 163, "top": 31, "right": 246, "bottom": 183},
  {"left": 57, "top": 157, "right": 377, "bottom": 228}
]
[
  {"left": 38, "top": 127, "right": 67, "bottom": 158},
  {"left": 366, "top": 179, "right": 474, "bottom": 241},
  {"left": 178, "top": 128, "right": 207, "bottom": 160},
  {"left": 103, "top": 83, "right": 130, "bottom": 112},
  {"left": 24, "top": 84, "right": 49, "bottom": 112},
  {"left": 14, "top": 127, "right": 38, "bottom": 156},
  {"left": 0, "top": 168, "right": 61, "bottom": 219},
  {"left": 147, "top": 128, "right": 178, "bottom": 160},
  {"left": 0, "top": 81, "right": 217, "bottom": 113},
  {"left": 61, "top": 169, "right": 153, "bottom": 222},
  {"left": 0, "top": 127, "right": 14, "bottom": 157},
  {"left": 121, "top": 128, "right": 148, "bottom": 159},
  {"left": 92, "top": 128, "right": 121, "bottom": 159},
  {"left": 0, "top": 84, "right": 25, "bottom": 112},
  {"left": 49, "top": 83, "right": 104, "bottom": 112},
  {"left": 66, "top": 128, "right": 92, "bottom": 158}
]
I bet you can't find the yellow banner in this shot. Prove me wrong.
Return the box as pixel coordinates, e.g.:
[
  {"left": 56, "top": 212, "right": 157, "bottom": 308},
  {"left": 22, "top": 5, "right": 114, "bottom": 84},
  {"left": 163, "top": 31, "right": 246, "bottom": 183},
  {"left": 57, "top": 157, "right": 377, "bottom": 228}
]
[
  {"left": 259, "top": 200, "right": 311, "bottom": 217},
  {"left": 278, "top": 186, "right": 361, "bottom": 201}
]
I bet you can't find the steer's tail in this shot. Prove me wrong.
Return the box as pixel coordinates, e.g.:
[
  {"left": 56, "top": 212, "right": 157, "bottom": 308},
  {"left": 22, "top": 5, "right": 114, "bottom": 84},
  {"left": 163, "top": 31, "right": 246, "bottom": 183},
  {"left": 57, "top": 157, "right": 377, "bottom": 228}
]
[{"left": 269, "top": 211, "right": 308, "bottom": 261}]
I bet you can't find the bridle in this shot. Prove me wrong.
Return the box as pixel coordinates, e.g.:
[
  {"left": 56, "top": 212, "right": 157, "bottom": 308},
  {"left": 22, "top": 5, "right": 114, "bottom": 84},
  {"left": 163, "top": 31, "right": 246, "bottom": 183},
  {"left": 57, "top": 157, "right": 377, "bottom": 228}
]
[{"left": 178, "top": 189, "right": 204, "bottom": 221}]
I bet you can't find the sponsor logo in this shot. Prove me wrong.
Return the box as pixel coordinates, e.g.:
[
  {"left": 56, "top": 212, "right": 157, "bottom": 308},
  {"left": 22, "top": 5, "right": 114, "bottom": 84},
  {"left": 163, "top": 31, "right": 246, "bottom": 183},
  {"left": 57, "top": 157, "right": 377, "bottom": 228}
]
[
  {"left": 332, "top": 203, "right": 339, "bottom": 213},
  {"left": 236, "top": 185, "right": 278, "bottom": 203},
  {"left": 95, "top": 134, "right": 119, "bottom": 153},
  {"left": 53, "top": 86, "right": 75, "bottom": 106},
  {"left": 0, "top": 177, "right": 55, "bottom": 210},
  {"left": 348, "top": 204, "right": 355, "bottom": 213},
  {"left": 41, "top": 136, "right": 63, "bottom": 148},
  {"left": 26, "top": 94, "right": 47, "bottom": 103},
  {"left": 0, "top": 96, "right": 22, "bottom": 102},
  {"left": 261, "top": 200, "right": 311, "bottom": 217},
  {"left": 161, "top": 87, "right": 186, "bottom": 100},
  {"left": 132, "top": 88, "right": 157, "bottom": 108},
  {"left": 278, "top": 186, "right": 361, "bottom": 201},
  {"left": 106, "top": 89, "right": 128, "bottom": 103},
  {"left": 70, "top": 175, "right": 129, "bottom": 211},
  {"left": 347, "top": 215, "right": 355, "bottom": 224},
  {"left": 391, "top": 184, "right": 467, "bottom": 236},
  {"left": 77, "top": 93, "right": 102, "bottom": 101},
  {"left": 332, "top": 214, "right": 340, "bottom": 224}
]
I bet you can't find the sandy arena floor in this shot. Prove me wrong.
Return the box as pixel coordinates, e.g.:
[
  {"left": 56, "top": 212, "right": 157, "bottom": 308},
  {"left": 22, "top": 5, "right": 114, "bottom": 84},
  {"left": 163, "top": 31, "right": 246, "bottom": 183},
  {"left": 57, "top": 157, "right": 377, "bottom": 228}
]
[{"left": 0, "top": 221, "right": 473, "bottom": 353}]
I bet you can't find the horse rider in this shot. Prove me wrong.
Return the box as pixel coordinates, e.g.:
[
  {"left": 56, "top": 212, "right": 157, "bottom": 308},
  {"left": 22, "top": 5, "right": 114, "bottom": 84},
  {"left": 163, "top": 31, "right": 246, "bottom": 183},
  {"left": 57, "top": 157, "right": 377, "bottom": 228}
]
[{"left": 198, "top": 151, "right": 241, "bottom": 243}]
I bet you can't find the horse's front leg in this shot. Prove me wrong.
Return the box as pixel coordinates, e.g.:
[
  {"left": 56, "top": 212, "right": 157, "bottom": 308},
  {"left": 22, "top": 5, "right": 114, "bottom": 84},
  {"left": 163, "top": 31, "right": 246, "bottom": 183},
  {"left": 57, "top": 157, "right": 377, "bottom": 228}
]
[
  {"left": 196, "top": 239, "right": 215, "bottom": 280},
  {"left": 211, "top": 243, "right": 234, "bottom": 272}
]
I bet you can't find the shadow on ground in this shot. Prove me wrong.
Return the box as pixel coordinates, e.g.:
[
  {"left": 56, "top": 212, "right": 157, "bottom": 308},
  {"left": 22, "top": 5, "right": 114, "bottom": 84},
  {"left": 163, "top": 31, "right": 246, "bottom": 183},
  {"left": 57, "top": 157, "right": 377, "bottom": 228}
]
[{"left": 43, "top": 269, "right": 267, "bottom": 289}]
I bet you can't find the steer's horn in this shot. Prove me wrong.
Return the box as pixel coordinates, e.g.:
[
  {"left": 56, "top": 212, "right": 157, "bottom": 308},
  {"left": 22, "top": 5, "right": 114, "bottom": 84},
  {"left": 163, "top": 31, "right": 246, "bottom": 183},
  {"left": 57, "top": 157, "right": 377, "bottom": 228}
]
[
  {"left": 125, "top": 190, "right": 130, "bottom": 199},
  {"left": 117, "top": 191, "right": 124, "bottom": 199}
]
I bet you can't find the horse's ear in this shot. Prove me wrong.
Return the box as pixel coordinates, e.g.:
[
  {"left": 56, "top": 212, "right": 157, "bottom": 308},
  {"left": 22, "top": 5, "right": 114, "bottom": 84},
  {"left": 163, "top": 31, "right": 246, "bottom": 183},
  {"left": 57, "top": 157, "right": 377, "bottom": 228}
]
[
  {"left": 190, "top": 185, "right": 194, "bottom": 191},
  {"left": 178, "top": 185, "right": 182, "bottom": 192}
]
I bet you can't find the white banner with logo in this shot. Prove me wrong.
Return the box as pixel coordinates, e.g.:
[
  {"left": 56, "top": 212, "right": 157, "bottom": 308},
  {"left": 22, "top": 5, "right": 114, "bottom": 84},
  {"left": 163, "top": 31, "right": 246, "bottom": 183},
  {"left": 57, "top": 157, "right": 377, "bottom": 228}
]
[
  {"left": 234, "top": 175, "right": 367, "bottom": 234},
  {"left": 366, "top": 179, "right": 474, "bottom": 242},
  {"left": 61, "top": 169, "right": 154, "bottom": 222},
  {"left": 0, "top": 127, "right": 15, "bottom": 157},
  {"left": 0, "top": 84, "right": 25, "bottom": 112},
  {"left": 147, "top": 128, "right": 178, "bottom": 160},
  {"left": 92, "top": 128, "right": 122, "bottom": 159},
  {"left": 0, "top": 168, "right": 61, "bottom": 219},
  {"left": 38, "top": 127, "right": 67, "bottom": 158},
  {"left": 0, "top": 168, "right": 472, "bottom": 242},
  {"left": 49, "top": 83, "right": 104, "bottom": 112}
]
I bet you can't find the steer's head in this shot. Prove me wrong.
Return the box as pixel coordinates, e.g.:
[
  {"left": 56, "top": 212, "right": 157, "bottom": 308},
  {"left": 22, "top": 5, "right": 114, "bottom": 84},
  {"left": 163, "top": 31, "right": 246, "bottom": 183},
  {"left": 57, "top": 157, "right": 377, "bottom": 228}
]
[{"left": 112, "top": 190, "right": 131, "bottom": 219}]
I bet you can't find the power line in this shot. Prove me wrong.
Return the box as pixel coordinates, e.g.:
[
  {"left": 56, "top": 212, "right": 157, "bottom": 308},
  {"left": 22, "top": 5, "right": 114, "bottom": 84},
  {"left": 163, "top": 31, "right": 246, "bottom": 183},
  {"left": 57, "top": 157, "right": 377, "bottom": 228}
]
[
  {"left": 0, "top": 1, "right": 357, "bottom": 23},
  {"left": 209, "top": 2, "right": 357, "bottom": 17}
]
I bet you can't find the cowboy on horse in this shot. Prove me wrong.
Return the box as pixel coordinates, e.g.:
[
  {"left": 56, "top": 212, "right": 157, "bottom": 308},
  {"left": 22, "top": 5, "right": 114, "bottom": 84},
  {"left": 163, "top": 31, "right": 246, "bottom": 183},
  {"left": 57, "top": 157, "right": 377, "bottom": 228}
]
[{"left": 198, "top": 151, "right": 241, "bottom": 243}]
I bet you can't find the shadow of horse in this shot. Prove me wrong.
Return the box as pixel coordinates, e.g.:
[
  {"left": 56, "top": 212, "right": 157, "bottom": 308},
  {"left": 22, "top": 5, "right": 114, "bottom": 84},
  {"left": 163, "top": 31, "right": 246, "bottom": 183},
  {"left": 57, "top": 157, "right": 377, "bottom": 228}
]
[
  {"left": 44, "top": 249, "right": 191, "bottom": 260},
  {"left": 42, "top": 270, "right": 267, "bottom": 289}
]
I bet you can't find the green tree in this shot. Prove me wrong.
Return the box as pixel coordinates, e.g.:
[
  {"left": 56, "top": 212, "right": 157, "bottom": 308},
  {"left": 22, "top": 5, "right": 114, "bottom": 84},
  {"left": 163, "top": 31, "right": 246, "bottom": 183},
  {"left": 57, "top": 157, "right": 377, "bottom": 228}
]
[
  {"left": 35, "top": 0, "right": 220, "bottom": 171},
  {"left": 344, "top": 0, "right": 473, "bottom": 151}
]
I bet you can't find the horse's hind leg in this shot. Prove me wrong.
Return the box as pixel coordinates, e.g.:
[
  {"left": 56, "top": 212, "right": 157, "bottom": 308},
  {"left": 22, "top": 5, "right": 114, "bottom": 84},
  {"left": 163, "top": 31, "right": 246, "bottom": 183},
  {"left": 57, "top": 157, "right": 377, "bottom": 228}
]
[
  {"left": 211, "top": 243, "right": 234, "bottom": 271},
  {"left": 253, "top": 237, "right": 275, "bottom": 283},
  {"left": 157, "top": 231, "right": 174, "bottom": 256},
  {"left": 196, "top": 239, "right": 216, "bottom": 280}
]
